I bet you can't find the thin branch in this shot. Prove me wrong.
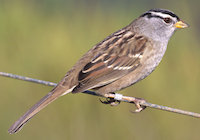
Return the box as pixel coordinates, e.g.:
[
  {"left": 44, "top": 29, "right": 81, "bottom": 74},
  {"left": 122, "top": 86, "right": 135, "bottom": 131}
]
[{"left": 0, "top": 71, "right": 200, "bottom": 118}]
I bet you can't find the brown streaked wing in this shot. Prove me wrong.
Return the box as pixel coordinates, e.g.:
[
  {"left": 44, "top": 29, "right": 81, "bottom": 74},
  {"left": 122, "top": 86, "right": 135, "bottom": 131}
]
[{"left": 72, "top": 31, "right": 148, "bottom": 93}]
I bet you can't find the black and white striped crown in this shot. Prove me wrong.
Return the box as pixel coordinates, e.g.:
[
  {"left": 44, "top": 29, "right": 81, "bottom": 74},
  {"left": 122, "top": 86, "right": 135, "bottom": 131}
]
[{"left": 141, "top": 9, "right": 180, "bottom": 21}]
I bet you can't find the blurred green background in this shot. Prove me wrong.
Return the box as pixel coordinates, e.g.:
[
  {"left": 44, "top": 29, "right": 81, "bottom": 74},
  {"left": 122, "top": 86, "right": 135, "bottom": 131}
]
[{"left": 0, "top": 0, "right": 200, "bottom": 140}]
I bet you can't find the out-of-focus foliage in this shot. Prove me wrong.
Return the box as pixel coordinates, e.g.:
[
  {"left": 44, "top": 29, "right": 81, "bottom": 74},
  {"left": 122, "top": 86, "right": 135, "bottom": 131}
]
[{"left": 0, "top": 0, "right": 200, "bottom": 140}]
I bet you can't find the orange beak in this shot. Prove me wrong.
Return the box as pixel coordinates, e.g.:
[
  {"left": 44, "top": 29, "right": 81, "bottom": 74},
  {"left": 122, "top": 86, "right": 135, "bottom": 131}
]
[{"left": 174, "top": 20, "right": 189, "bottom": 28}]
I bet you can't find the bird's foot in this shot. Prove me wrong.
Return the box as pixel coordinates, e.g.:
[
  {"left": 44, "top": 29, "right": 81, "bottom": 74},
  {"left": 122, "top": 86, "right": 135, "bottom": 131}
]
[
  {"left": 99, "top": 93, "right": 121, "bottom": 106},
  {"left": 131, "top": 97, "right": 146, "bottom": 113},
  {"left": 99, "top": 98, "right": 120, "bottom": 106}
]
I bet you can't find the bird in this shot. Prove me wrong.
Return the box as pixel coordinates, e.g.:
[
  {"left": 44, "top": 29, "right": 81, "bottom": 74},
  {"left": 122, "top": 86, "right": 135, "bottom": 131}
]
[{"left": 8, "top": 8, "right": 188, "bottom": 134}]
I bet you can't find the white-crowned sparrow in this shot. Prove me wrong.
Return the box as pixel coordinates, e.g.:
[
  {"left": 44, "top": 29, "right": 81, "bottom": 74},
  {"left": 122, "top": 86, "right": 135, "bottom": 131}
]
[{"left": 8, "top": 8, "right": 188, "bottom": 134}]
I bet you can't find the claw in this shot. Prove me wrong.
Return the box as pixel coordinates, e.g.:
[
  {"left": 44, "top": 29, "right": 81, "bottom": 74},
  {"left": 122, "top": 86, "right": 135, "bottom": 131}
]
[
  {"left": 130, "top": 98, "right": 146, "bottom": 113},
  {"left": 110, "top": 101, "right": 120, "bottom": 106},
  {"left": 99, "top": 98, "right": 120, "bottom": 106},
  {"left": 99, "top": 98, "right": 110, "bottom": 104}
]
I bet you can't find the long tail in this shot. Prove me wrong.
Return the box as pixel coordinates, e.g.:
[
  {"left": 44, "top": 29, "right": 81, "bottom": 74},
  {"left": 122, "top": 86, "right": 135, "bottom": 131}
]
[{"left": 8, "top": 86, "right": 73, "bottom": 134}]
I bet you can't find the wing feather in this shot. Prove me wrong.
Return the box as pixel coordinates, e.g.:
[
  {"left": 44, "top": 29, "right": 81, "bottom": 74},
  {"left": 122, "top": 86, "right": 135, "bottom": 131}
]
[{"left": 72, "top": 30, "right": 148, "bottom": 93}]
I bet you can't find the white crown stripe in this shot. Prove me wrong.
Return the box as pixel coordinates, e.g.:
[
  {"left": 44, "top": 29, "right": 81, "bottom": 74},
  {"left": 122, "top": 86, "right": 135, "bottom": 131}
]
[{"left": 150, "top": 12, "right": 177, "bottom": 21}]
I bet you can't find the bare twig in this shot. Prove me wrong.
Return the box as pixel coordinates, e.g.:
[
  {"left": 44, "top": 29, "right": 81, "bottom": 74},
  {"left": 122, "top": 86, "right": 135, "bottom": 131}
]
[{"left": 0, "top": 71, "right": 200, "bottom": 118}]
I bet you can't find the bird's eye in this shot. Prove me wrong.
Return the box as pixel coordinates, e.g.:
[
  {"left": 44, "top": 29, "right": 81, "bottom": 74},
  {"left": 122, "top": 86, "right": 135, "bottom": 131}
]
[{"left": 163, "top": 17, "right": 172, "bottom": 24}]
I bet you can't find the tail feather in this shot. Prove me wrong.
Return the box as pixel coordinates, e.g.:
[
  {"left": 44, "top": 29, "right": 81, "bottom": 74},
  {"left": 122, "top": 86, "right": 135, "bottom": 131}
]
[{"left": 8, "top": 87, "right": 73, "bottom": 134}]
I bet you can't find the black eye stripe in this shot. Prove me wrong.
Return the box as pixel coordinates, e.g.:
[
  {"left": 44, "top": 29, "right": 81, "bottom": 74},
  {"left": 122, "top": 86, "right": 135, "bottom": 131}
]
[
  {"left": 151, "top": 10, "right": 180, "bottom": 20},
  {"left": 141, "top": 9, "right": 180, "bottom": 21},
  {"left": 140, "top": 13, "right": 152, "bottom": 18},
  {"left": 149, "top": 9, "right": 180, "bottom": 20},
  {"left": 151, "top": 15, "right": 164, "bottom": 19}
]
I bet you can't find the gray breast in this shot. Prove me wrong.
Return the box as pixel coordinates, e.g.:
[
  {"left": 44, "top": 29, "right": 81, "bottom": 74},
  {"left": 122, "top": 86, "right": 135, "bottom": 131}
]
[{"left": 138, "top": 41, "right": 168, "bottom": 81}]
